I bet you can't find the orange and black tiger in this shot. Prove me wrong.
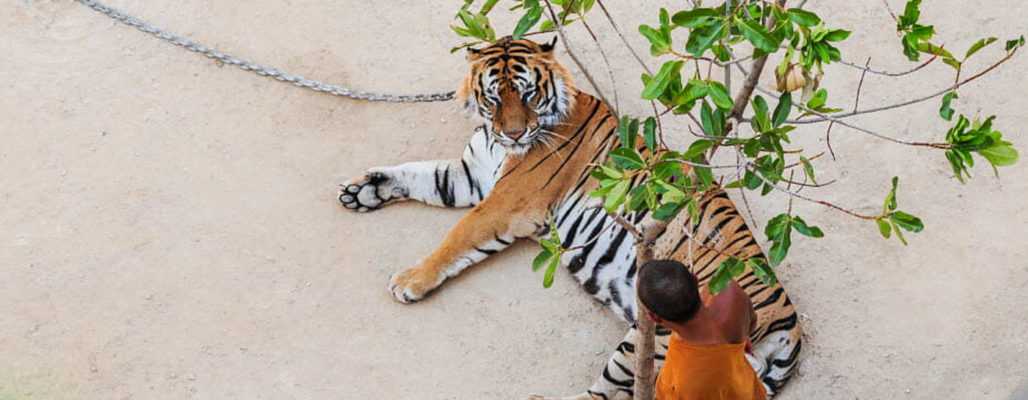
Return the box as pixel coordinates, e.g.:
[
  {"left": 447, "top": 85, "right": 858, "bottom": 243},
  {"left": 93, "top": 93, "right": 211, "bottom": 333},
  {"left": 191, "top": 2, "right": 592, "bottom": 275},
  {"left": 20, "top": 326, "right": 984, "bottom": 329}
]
[{"left": 339, "top": 37, "right": 802, "bottom": 399}]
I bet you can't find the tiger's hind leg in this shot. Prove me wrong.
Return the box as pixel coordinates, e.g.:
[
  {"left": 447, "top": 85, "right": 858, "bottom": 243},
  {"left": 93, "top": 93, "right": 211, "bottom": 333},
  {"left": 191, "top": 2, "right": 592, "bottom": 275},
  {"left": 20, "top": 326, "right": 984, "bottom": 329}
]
[
  {"left": 751, "top": 312, "right": 803, "bottom": 396},
  {"left": 338, "top": 127, "right": 504, "bottom": 212},
  {"left": 528, "top": 327, "right": 673, "bottom": 400}
]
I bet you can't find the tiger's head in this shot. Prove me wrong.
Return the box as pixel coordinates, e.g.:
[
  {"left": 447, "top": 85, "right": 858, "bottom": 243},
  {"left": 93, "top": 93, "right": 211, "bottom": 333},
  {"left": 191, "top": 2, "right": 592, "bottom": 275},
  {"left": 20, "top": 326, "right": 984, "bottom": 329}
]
[{"left": 457, "top": 36, "right": 577, "bottom": 155}]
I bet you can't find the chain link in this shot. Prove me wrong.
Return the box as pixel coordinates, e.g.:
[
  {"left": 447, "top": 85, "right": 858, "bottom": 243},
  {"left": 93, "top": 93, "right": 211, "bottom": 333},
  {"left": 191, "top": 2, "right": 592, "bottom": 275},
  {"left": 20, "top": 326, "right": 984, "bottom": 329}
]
[{"left": 75, "top": 0, "right": 456, "bottom": 103}]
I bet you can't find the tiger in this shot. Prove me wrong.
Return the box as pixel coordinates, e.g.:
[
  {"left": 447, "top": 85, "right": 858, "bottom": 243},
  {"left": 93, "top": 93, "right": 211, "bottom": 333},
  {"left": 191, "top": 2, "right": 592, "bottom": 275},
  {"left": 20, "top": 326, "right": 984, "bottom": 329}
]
[{"left": 338, "top": 36, "right": 803, "bottom": 399}]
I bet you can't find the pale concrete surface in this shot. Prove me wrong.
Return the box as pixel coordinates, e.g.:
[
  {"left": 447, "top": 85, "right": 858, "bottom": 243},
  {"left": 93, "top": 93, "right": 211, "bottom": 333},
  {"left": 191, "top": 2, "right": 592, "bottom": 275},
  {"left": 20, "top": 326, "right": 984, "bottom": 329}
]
[{"left": 2, "top": 1, "right": 1027, "bottom": 399}]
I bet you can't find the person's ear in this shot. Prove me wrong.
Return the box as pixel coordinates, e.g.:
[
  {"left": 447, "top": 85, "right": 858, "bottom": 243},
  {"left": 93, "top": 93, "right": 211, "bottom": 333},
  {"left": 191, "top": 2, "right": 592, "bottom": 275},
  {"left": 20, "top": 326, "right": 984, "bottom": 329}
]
[{"left": 645, "top": 309, "right": 663, "bottom": 325}]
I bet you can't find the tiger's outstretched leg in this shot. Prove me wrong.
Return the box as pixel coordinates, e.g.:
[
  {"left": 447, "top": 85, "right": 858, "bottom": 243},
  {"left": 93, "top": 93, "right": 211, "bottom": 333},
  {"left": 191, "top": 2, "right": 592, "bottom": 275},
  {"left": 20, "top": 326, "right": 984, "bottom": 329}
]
[
  {"left": 385, "top": 185, "right": 543, "bottom": 303},
  {"left": 339, "top": 127, "right": 505, "bottom": 212}
]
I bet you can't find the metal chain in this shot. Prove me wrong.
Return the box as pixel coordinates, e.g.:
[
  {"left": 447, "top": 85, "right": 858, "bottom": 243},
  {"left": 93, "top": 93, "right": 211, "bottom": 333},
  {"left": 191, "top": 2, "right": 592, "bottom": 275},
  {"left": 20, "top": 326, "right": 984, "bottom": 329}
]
[{"left": 75, "top": 0, "right": 456, "bottom": 103}]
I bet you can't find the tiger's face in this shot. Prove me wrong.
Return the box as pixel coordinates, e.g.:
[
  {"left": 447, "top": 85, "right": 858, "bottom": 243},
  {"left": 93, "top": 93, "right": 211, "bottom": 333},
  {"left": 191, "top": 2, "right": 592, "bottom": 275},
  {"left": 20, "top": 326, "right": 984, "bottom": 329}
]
[{"left": 457, "top": 37, "right": 576, "bottom": 155}]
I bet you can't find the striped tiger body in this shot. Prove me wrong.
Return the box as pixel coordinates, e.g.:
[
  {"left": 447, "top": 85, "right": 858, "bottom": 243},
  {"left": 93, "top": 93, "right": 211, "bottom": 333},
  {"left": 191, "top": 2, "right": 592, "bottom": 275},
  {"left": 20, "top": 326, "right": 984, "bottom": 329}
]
[{"left": 338, "top": 37, "right": 801, "bottom": 399}]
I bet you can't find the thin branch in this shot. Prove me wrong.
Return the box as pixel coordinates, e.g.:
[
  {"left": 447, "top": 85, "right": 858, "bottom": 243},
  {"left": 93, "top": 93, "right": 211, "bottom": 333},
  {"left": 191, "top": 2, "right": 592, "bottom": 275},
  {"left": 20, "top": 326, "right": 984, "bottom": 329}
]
[
  {"left": 745, "top": 160, "right": 882, "bottom": 220},
  {"left": 837, "top": 55, "right": 937, "bottom": 77},
  {"left": 826, "top": 57, "right": 871, "bottom": 159},
  {"left": 610, "top": 213, "right": 644, "bottom": 240},
  {"left": 543, "top": 0, "right": 614, "bottom": 114},
  {"left": 881, "top": 0, "right": 899, "bottom": 23},
  {"left": 790, "top": 48, "right": 1019, "bottom": 124},
  {"left": 736, "top": 62, "right": 951, "bottom": 149},
  {"left": 579, "top": 15, "right": 621, "bottom": 114},
  {"left": 595, "top": 0, "right": 652, "bottom": 75},
  {"left": 735, "top": 149, "right": 760, "bottom": 231}
]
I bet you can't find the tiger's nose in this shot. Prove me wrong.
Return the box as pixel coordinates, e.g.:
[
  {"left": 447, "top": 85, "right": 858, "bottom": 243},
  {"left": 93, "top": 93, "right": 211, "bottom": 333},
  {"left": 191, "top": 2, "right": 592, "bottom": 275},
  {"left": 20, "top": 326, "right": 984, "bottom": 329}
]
[{"left": 503, "top": 128, "right": 527, "bottom": 140}]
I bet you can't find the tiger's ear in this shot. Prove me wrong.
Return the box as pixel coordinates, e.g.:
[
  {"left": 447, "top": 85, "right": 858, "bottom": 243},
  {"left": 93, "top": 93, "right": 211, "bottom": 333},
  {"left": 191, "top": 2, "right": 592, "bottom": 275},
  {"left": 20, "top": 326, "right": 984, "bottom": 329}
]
[
  {"left": 540, "top": 36, "right": 558, "bottom": 53},
  {"left": 466, "top": 47, "right": 483, "bottom": 62}
]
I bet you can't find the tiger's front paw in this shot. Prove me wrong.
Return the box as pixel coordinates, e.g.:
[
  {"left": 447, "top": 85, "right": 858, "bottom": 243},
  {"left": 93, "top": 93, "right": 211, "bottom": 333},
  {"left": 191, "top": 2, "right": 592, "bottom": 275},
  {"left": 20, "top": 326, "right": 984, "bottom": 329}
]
[
  {"left": 387, "top": 267, "right": 442, "bottom": 304},
  {"left": 338, "top": 169, "right": 408, "bottom": 212}
]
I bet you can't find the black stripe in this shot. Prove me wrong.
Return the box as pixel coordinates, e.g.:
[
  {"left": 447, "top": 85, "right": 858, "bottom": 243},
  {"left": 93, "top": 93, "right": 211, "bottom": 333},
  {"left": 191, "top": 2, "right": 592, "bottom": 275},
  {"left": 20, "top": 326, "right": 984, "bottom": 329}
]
[
  {"left": 473, "top": 246, "right": 497, "bottom": 255},
  {"left": 460, "top": 159, "right": 481, "bottom": 201},
  {"left": 556, "top": 193, "right": 584, "bottom": 226},
  {"left": 441, "top": 167, "right": 455, "bottom": 207},
  {"left": 764, "top": 312, "right": 798, "bottom": 338},
  {"left": 561, "top": 210, "right": 587, "bottom": 249},
  {"left": 526, "top": 99, "right": 600, "bottom": 173},
  {"left": 586, "top": 391, "right": 608, "bottom": 400},
  {"left": 589, "top": 226, "right": 630, "bottom": 282},
  {"left": 771, "top": 337, "right": 802, "bottom": 368},
  {"left": 494, "top": 233, "right": 511, "bottom": 246},
  {"left": 541, "top": 114, "right": 613, "bottom": 189},
  {"left": 568, "top": 211, "right": 609, "bottom": 274},
  {"left": 753, "top": 287, "right": 785, "bottom": 310},
  {"left": 611, "top": 358, "right": 634, "bottom": 378},
  {"left": 602, "top": 365, "right": 634, "bottom": 388}
]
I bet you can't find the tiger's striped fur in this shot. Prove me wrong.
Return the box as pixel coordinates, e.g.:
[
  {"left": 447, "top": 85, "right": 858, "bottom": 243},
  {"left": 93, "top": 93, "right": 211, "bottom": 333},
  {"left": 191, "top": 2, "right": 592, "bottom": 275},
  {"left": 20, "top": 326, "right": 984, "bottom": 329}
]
[{"left": 338, "top": 38, "right": 802, "bottom": 399}]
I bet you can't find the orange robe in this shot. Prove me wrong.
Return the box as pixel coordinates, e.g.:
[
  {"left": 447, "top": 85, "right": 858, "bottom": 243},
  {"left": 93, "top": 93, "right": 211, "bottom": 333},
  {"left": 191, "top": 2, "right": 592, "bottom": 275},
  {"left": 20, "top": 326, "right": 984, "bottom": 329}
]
[{"left": 655, "top": 334, "right": 767, "bottom": 400}]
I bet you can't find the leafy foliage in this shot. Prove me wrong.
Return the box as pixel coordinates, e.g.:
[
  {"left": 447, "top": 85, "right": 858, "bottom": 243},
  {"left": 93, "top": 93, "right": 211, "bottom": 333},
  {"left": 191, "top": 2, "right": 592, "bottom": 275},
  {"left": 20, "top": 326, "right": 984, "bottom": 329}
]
[
  {"left": 944, "top": 115, "right": 1020, "bottom": 182},
  {"left": 875, "top": 178, "right": 924, "bottom": 245},
  {"left": 448, "top": 1, "right": 1020, "bottom": 290}
]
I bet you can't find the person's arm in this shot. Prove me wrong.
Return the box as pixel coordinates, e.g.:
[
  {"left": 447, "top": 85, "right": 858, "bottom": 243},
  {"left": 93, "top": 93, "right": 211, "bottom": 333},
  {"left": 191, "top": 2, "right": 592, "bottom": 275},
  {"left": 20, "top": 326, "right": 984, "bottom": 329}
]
[{"left": 725, "top": 280, "right": 757, "bottom": 351}]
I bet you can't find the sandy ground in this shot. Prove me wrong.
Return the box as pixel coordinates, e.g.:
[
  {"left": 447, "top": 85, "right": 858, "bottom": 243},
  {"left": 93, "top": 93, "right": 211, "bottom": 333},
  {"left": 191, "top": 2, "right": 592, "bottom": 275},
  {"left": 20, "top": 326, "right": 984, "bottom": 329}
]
[{"left": 3, "top": 1, "right": 1027, "bottom": 399}]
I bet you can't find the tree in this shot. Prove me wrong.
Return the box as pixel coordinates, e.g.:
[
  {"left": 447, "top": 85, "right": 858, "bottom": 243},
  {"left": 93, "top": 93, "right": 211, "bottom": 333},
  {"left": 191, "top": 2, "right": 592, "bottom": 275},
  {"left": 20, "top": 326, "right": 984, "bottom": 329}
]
[{"left": 451, "top": 1, "right": 1022, "bottom": 398}]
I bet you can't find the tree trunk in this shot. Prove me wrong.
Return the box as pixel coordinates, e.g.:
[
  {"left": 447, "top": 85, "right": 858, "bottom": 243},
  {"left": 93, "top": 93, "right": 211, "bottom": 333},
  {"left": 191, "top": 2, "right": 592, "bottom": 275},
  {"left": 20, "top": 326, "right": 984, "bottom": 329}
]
[{"left": 632, "top": 219, "right": 666, "bottom": 400}]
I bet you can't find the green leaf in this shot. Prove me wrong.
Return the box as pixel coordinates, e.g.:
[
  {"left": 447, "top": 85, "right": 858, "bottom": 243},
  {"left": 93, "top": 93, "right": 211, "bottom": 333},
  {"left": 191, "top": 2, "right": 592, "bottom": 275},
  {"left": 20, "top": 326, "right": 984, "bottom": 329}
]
[
  {"left": 884, "top": 176, "right": 899, "bottom": 212},
  {"left": 939, "top": 91, "right": 958, "bottom": 121},
  {"left": 891, "top": 219, "right": 908, "bottom": 245},
  {"left": 799, "top": 155, "right": 817, "bottom": 185},
  {"left": 764, "top": 213, "right": 790, "bottom": 243},
  {"left": 604, "top": 179, "right": 631, "bottom": 212},
  {"left": 671, "top": 8, "right": 720, "bottom": 28},
  {"left": 709, "top": 258, "right": 746, "bottom": 294},
  {"left": 899, "top": 0, "right": 922, "bottom": 28},
  {"left": 823, "top": 29, "right": 851, "bottom": 42},
  {"left": 890, "top": 211, "right": 924, "bottom": 233},
  {"left": 875, "top": 218, "right": 892, "bottom": 239},
  {"left": 642, "top": 61, "right": 684, "bottom": 100},
  {"left": 736, "top": 17, "right": 780, "bottom": 53},
  {"left": 791, "top": 216, "right": 824, "bottom": 238},
  {"left": 747, "top": 258, "right": 777, "bottom": 286},
  {"left": 807, "top": 89, "right": 828, "bottom": 109},
  {"left": 768, "top": 227, "right": 791, "bottom": 266},
  {"left": 532, "top": 249, "right": 553, "bottom": 271},
  {"left": 686, "top": 22, "right": 726, "bottom": 56},
  {"left": 639, "top": 24, "right": 671, "bottom": 56},
  {"left": 786, "top": 9, "right": 821, "bottom": 27},
  {"left": 542, "top": 255, "right": 560, "bottom": 288},
  {"left": 772, "top": 92, "right": 792, "bottom": 128},
  {"left": 700, "top": 101, "right": 715, "bottom": 135},
  {"left": 1005, "top": 36, "right": 1025, "bottom": 51},
  {"left": 617, "top": 116, "right": 636, "bottom": 148},
  {"left": 653, "top": 202, "right": 683, "bottom": 221},
  {"left": 512, "top": 5, "right": 543, "bottom": 40},
  {"left": 917, "top": 41, "right": 953, "bottom": 59},
  {"left": 752, "top": 95, "right": 770, "bottom": 128},
  {"left": 979, "top": 143, "right": 1019, "bottom": 167},
  {"left": 479, "top": 0, "right": 500, "bottom": 14},
  {"left": 965, "top": 37, "right": 998, "bottom": 59},
  {"left": 694, "top": 166, "right": 714, "bottom": 188},
  {"left": 611, "top": 148, "right": 646, "bottom": 170},
  {"left": 643, "top": 117, "right": 658, "bottom": 151},
  {"left": 707, "top": 81, "right": 734, "bottom": 110},
  {"left": 682, "top": 139, "right": 715, "bottom": 159}
]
